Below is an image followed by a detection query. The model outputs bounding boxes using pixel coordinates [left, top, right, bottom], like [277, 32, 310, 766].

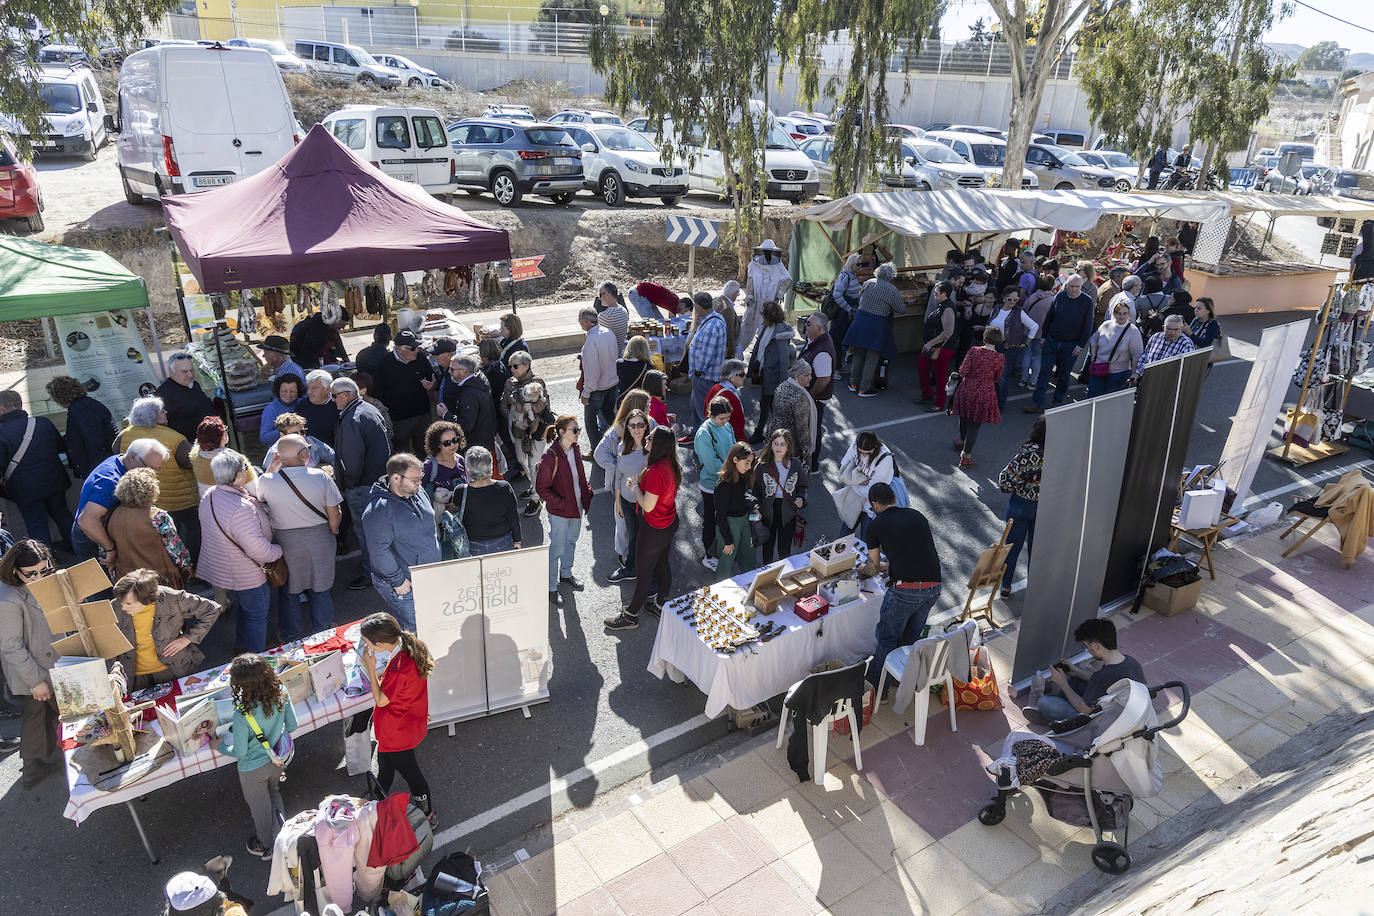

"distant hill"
[1264, 42, 1374, 72]
[1266, 42, 1306, 61]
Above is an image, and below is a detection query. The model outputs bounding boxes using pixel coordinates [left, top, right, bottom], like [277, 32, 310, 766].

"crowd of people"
[0, 226, 1224, 871]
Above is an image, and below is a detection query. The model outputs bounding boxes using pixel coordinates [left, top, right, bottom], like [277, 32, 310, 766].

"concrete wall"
[385, 47, 1190, 145]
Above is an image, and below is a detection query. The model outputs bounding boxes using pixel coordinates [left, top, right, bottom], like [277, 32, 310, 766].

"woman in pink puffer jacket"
[198, 449, 282, 653]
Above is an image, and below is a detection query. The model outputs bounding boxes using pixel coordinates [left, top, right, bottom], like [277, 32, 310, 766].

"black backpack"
[422, 851, 490, 915]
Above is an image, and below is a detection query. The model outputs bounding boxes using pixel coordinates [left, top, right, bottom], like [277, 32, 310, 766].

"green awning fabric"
[0, 235, 150, 321]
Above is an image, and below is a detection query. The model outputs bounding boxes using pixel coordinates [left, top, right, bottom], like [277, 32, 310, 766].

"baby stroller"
[979, 679, 1190, 874]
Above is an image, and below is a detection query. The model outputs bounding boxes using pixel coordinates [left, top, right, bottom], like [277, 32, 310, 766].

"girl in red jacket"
[535, 414, 593, 608]
[360, 612, 436, 824]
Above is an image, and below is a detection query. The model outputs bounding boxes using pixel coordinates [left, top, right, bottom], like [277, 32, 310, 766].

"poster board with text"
[53, 310, 160, 426]
[480, 546, 551, 714]
[413, 555, 488, 726]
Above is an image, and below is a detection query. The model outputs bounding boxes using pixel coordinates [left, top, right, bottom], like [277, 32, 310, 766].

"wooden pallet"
[1268, 439, 1349, 467]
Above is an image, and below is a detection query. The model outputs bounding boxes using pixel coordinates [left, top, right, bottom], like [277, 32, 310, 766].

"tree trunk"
[1002, 66, 1047, 190]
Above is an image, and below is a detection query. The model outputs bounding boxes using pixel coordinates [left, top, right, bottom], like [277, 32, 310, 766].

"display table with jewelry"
[60, 622, 375, 862]
[647, 536, 885, 718]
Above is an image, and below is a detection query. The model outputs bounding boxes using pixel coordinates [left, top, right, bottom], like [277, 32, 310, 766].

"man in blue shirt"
[1026, 274, 1094, 413]
[71, 439, 170, 564]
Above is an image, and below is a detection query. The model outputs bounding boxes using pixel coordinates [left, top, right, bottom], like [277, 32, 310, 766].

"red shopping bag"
[833, 686, 874, 735]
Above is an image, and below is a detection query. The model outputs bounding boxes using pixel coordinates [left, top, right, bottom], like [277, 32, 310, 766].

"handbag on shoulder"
[209, 493, 289, 588]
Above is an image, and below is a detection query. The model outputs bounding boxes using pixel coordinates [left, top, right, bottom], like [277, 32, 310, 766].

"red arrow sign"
[511, 255, 545, 282]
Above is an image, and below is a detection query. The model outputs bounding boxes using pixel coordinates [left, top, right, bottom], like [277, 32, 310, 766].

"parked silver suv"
[446, 118, 583, 207]
[1024, 143, 1116, 190]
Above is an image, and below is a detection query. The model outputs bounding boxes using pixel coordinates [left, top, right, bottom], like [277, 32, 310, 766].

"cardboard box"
[1142, 579, 1201, 616]
[1178, 487, 1224, 530]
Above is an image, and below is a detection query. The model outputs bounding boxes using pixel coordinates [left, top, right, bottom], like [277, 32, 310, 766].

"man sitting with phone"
[1023, 618, 1145, 726]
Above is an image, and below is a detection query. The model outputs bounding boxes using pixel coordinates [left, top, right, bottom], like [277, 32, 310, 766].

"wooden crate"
[778, 566, 820, 596]
[809, 534, 860, 577]
[745, 563, 790, 615]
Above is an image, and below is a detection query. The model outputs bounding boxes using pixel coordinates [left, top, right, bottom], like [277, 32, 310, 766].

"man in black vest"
[798, 313, 835, 474]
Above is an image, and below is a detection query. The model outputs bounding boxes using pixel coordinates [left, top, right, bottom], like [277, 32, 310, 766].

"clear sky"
[940, 0, 1374, 59]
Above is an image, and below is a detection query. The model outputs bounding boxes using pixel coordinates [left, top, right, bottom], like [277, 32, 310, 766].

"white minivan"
[665, 108, 819, 204]
[22, 65, 109, 160]
[110, 44, 299, 202]
[321, 105, 458, 198]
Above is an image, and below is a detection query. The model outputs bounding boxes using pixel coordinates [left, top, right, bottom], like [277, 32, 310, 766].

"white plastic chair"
[775, 657, 871, 785]
[874, 636, 958, 746]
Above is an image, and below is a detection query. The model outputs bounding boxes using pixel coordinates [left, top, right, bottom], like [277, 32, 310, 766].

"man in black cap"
[430, 337, 459, 411]
[257, 335, 306, 384]
[372, 329, 435, 457]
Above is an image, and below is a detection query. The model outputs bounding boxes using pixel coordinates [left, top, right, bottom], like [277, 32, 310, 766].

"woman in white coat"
[834, 430, 899, 539]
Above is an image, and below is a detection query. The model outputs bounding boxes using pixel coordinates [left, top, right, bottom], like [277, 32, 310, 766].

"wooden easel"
[87, 666, 157, 763]
[1270, 282, 1373, 467]
[954, 521, 1013, 632]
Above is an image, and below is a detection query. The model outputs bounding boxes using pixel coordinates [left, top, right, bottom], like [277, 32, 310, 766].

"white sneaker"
[702, 556, 719, 572]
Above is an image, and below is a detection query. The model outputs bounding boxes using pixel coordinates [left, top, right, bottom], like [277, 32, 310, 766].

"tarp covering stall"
[162, 125, 512, 294]
[0, 235, 151, 319]
[1158, 191, 1374, 219]
[788, 189, 1231, 288]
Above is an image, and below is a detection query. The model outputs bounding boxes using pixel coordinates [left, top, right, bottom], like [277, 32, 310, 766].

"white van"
[110, 44, 299, 202]
[665, 107, 819, 204]
[321, 105, 458, 198]
[25, 65, 109, 160]
[292, 40, 401, 87]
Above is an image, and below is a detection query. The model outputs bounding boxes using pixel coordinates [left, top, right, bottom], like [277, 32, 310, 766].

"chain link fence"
[157, 8, 1077, 80]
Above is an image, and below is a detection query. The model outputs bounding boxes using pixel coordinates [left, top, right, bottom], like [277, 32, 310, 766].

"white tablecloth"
[63, 626, 374, 825]
[647, 552, 884, 718]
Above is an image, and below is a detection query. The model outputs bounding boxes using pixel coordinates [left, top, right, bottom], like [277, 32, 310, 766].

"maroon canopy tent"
[162, 124, 511, 293]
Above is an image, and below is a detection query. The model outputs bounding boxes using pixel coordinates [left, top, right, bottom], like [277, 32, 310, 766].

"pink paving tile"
[669, 820, 775, 899]
[557, 886, 626, 916]
[606, 854, 705, 916]
[862, 723, 1005, 841]
[1238, 565, 1363, 614]
[1113, 609, 1272, 692]
[708, 862, 818, 916]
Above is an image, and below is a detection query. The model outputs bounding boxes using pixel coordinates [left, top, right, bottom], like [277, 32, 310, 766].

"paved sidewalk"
[474, 510, 1374, 915]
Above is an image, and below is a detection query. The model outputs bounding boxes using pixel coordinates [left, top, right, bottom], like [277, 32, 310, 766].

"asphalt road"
[2, 309, 1368, 911]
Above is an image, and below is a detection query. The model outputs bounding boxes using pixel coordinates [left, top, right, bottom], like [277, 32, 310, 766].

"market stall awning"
[982, 189, 1231, 229]
[162, 125, 512, 293]
[795, 189, 1231, 239]
[0, 235, 150, 320]
[795, 190, 1052, 237]
[1157, 191, 1374, 220]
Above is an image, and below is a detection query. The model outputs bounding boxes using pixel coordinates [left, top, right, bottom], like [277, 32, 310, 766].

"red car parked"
[0, 136, 45, 232]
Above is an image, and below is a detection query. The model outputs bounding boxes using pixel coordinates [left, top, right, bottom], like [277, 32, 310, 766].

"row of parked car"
[1250, 142, 1374, 197]
[23, 39, 1332, 232]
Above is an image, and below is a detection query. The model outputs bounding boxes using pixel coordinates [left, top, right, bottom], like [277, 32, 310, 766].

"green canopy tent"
[0, 235, 153, 321]
[0, 235, 164, 415]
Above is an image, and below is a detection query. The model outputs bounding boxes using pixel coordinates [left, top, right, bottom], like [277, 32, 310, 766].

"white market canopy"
[794, 188, 1231, 239]
[1157, 190, 1374, 220]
